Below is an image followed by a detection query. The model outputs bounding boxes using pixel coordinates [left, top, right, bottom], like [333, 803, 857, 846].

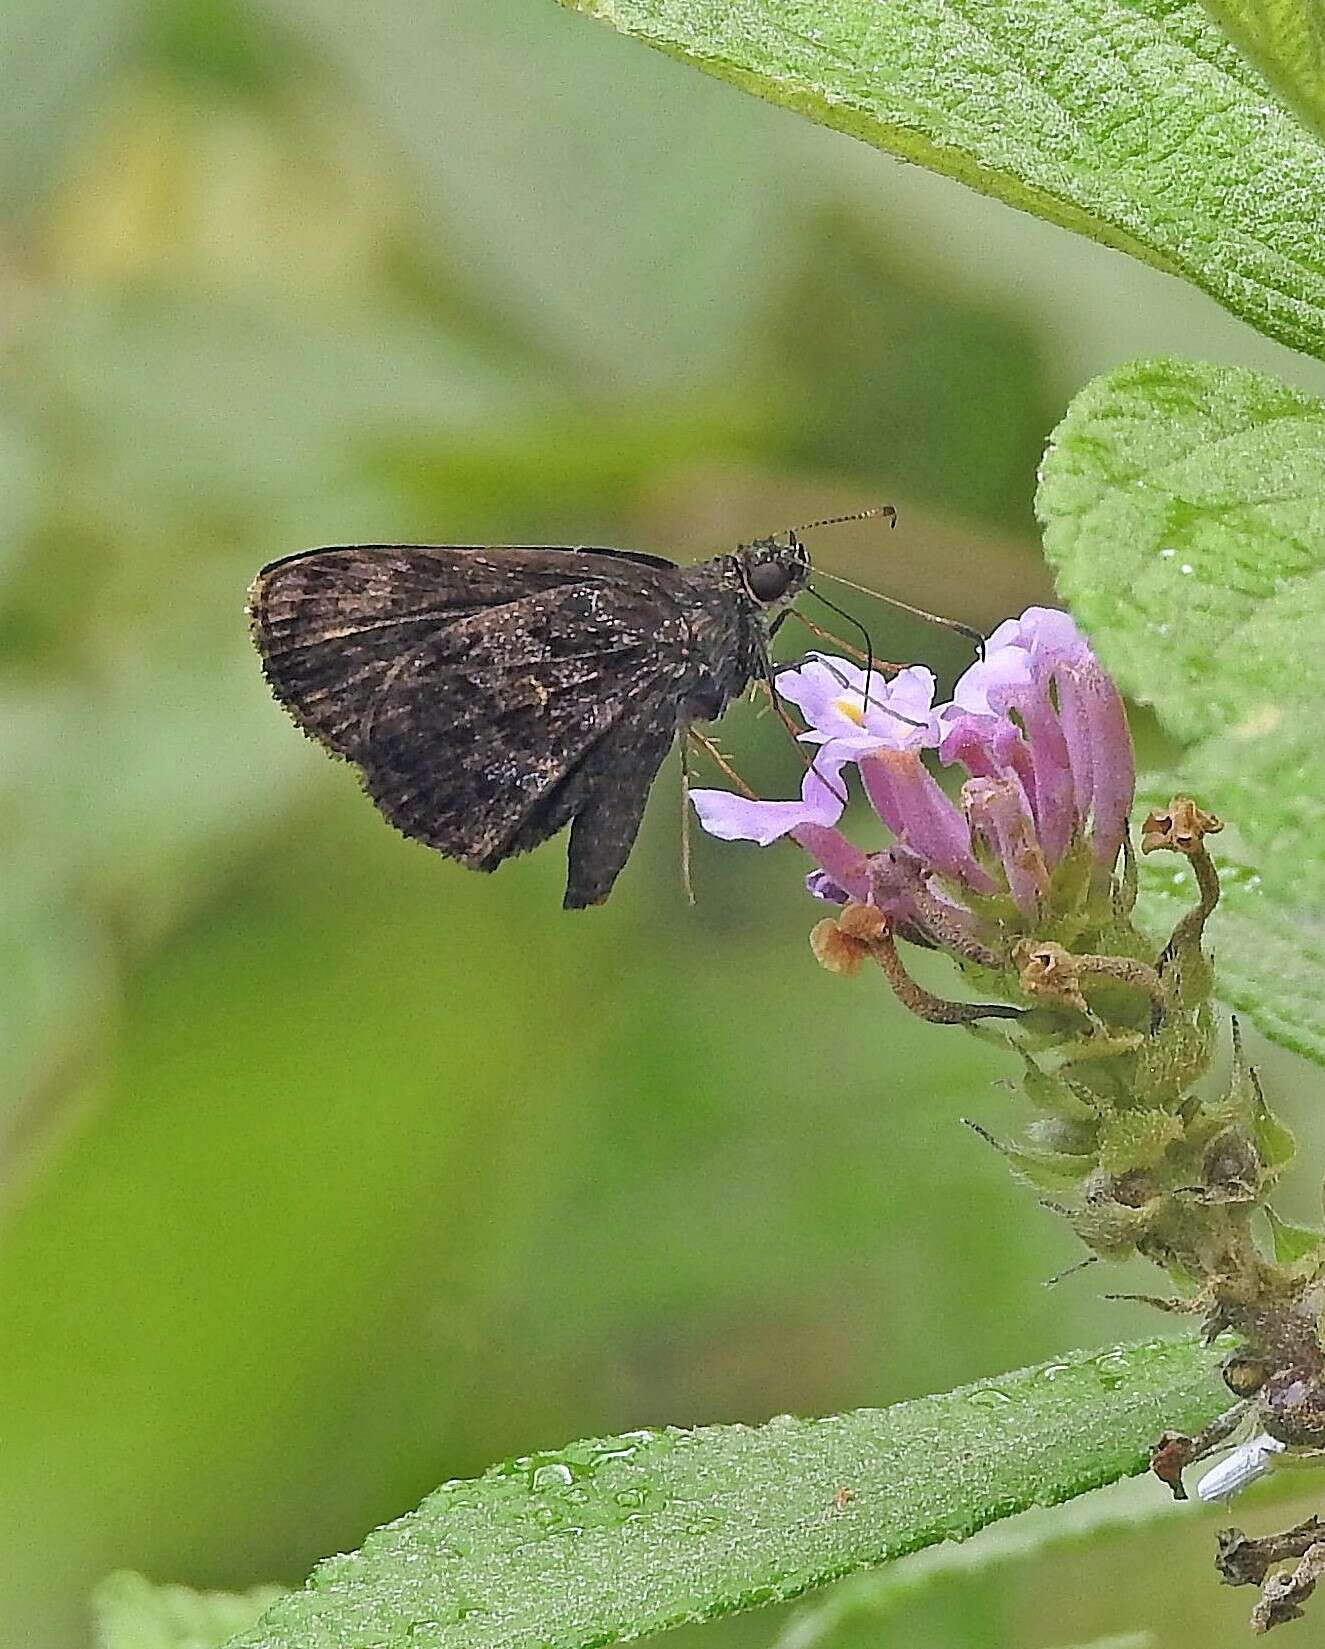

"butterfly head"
[736, 532, 811, 612]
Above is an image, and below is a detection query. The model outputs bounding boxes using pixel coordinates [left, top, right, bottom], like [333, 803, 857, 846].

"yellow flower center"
[834, 696, 866, 726]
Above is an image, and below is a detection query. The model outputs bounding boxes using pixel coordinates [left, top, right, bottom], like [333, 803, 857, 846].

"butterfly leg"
[686, 727, 758, 798]
[679, 738, 696, 907]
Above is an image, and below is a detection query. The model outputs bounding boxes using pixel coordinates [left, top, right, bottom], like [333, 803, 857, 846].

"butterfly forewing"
[249, 543, 702, 905]
[251, 546, 648, 758]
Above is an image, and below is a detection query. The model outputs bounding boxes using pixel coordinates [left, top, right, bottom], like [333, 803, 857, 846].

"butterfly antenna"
[804, 585, 876, 704]
[788, 504, 898, 534]
[811, 567, 986, 653]
[788, 505, 984, 655]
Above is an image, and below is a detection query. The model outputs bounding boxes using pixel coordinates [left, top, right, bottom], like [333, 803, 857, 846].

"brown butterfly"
[248, 534, 823, 907]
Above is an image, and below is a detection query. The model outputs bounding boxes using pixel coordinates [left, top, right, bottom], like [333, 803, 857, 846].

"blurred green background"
[6, 3, 1325, 1646]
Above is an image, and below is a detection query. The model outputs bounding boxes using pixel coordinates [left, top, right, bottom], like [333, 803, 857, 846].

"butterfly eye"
[748, 560, 793, 603]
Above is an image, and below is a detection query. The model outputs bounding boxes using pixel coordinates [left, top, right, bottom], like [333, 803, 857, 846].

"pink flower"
[692, 609, 1135, 934]
[688, 661, 938, 847]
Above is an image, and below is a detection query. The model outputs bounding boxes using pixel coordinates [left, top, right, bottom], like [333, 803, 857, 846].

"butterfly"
[248, 532, 832, 908]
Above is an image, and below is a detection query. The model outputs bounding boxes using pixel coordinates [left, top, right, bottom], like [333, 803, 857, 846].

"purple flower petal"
[1060, 660, 1134, 868]
[936, 709, 1029, 785]
[689, 791, 826, 845]
[779, 657, 938, 751]
[1016, 606, 1091, 664]
[794, 824, 873, 902]
[775, 657, 867, 737]
[940, 607, 1130, 876]
[981, 605, 1090, 668]
[858, 747, 997, 893]
[963, 776, 1049, 916]
[1011, 677, 1075, 866]
[805, 868, 849, 904]
[689, 746, 853, 846]
[949, 644, 1034, 717]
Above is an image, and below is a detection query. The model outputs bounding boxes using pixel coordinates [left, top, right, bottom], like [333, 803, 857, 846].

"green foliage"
[221, 1340, 1223, 1649]
[6, 3, 1324, 1646]
[1037, 360, 1325, 749]
[769, 1482, 1172, 1649]
[1264, 1205, 1325, 1265]
[555, 0, 1325, 363]
[1053, 1636, 1154, 1649]
[1037, 358, 1325, 1064]
[1200, 0, 1325, 141]
[93, 1572, 284, 1649]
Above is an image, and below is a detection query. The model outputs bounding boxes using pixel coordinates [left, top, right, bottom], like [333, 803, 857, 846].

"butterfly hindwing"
[560, 688, 679, 907]
[358, 577, 688, 874]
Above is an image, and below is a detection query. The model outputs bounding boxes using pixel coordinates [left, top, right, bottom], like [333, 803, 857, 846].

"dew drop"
[531, 1461, 576, 1491]
[1091, 1349, 1129, 1389]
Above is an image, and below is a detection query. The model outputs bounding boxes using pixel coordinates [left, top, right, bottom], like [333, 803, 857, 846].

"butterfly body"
[248, 538, 809, 906]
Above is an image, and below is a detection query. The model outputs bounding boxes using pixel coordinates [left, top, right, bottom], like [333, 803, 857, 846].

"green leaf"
[223, 1338, 1223, 1649]
[93, 1572, 285, 1649]
[1264, 1205, 1325, 1265]
[770, 1479, 1172, 1649]
[1038, 358, 1325, 751]
[1038, 358, 1325, 1063]
[1200, 0, 1325, 142]
[555, 0, 1325, 364]
[1137, 842, 1325, 1064]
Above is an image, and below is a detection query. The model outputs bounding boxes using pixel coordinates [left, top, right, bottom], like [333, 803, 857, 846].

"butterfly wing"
[249, 544, 650, 761]
[249, 545, 694, 905]
[560, 689, 680, 908]
[361, 581, 689, 905]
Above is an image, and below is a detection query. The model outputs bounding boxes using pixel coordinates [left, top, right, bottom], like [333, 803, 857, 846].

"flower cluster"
[692, 606, 1135, 962]
[694, 607, 1325, 1634]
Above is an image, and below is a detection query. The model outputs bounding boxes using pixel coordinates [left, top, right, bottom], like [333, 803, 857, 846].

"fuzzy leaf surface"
[223, 1338, 1222, 1649]
[556, 0, 1325, 363]
[1039, 358, 1325, 1062]
[770, 1479, 1173, 1649]
[1200, 0, 1325, 141]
